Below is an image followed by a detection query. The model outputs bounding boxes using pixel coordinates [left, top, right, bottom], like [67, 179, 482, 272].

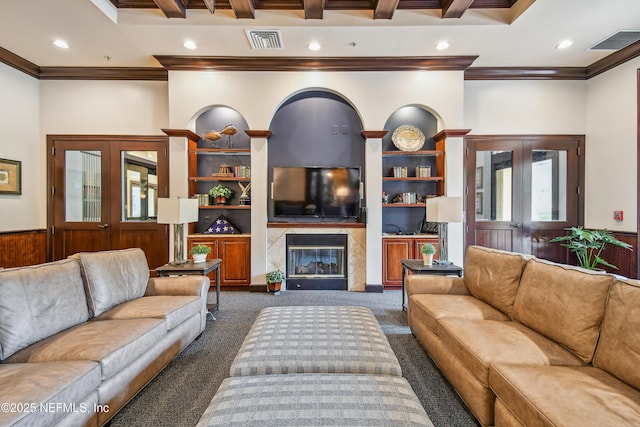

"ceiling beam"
[229, 0, 255, 18]
[441, 0, 473, 18]
[153, 0, 188, 18]
[374, 0, 400, 19]
[304, 0, 325, 19]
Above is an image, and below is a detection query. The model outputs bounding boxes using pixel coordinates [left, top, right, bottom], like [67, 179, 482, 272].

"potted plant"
[550, 226, 632, 270]
[209, 185, 232, 205]
[266, 269, 285, 294]
[189, 244, 211, 263]
[421, 243, 436, 266]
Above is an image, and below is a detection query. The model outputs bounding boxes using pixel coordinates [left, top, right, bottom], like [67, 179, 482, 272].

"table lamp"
[426, 196, 463, 265]
[157, 197, 199, 265]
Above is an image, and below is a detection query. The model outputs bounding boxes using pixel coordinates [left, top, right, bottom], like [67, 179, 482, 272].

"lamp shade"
[157, 198, 199, 224]
[426, 196, 463, 223]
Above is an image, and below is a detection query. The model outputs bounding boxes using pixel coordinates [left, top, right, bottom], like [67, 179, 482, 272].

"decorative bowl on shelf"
[391, 125, 425, 152]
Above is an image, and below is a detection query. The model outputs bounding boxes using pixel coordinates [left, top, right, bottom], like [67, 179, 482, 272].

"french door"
[465, 135, 584, 263]
[48, 135, 170, 269]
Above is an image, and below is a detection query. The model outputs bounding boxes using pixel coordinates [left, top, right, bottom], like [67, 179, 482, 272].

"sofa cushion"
[0, 259, 89, 360]
[95, 295, 201, 330]
[593, 278, 640, 390]
[490, 364, 640, 427]
[437, 319, 584, 387]
[463, 246, 528, 317]
[409, 294, 509, 334]
[197, 374, 433, 426]
[5, 318, 166, 380]
[0, 361, 100, 427]
[77, 248, 150, 317]
[512, 258, 614, 363]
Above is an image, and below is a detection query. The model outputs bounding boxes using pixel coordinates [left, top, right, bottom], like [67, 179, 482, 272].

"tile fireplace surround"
[267, 226, 366, 291]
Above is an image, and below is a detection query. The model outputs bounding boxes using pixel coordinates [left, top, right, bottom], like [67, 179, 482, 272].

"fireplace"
[286, 234, 348, 290]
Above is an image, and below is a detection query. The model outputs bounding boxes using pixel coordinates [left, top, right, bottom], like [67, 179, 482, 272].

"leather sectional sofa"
[407, 245, 640, 426]
[0, 248, 209, 427]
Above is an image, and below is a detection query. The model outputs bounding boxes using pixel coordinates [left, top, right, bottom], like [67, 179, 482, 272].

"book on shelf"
[234, 165, 251, 178]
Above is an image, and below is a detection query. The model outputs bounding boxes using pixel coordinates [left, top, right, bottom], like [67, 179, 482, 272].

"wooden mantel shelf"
[267, 222, 365, 228]
[162, 128, 200, 141]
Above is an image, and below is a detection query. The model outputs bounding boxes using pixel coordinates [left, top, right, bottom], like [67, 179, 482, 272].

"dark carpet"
[110, 290, 478, 427]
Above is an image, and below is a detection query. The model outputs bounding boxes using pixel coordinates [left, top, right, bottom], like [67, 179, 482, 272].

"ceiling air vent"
[245, 29, 283, 50]
[590, 30, 640, 50]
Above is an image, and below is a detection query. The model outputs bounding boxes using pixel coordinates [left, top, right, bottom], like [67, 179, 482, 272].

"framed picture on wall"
[0, 158, 21, 195]
[475, 192, 483, 214]
[476, 166, 483, 188]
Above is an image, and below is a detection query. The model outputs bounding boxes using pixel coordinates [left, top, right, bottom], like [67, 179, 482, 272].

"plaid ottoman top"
[197, 373, 433, 427]
[230, 306, 402, 377]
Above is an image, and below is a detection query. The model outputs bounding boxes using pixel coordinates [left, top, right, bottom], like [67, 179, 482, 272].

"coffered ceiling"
[0, 0, 639, 78]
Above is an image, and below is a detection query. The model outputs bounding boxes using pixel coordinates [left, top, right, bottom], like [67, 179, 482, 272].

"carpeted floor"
[110, 289, 478, 427]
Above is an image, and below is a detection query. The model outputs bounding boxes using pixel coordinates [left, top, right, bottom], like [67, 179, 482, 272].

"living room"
[1, 0, 640, 426]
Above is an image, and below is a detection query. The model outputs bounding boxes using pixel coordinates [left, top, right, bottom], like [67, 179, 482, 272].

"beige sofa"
[407, 245, 640, 426]
[0, 248, 209, 427]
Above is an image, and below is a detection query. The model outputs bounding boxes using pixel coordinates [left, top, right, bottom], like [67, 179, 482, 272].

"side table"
[156, 259, 222, 318]
[401, 259, 463, 311]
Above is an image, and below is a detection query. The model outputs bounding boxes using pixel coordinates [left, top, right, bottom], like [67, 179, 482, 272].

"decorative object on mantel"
[204, 215, 240, 234]
[0, 158, 21, 195]
[549, 226, 632, 270]
[202, 130, 222, 147]
[220, 124, 238, 149]
[391, 125, 425, 152]
[209, 185, 232, 205]
[238, 182, 251, 205]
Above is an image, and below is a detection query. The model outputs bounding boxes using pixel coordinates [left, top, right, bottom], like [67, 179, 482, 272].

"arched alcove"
[267, 90, 365, 222]
[382, 105, 440, 234]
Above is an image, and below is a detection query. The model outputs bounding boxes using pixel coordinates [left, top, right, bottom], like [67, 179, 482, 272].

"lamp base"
[434, 259, 453, 266]
[169, 259, 188, 266]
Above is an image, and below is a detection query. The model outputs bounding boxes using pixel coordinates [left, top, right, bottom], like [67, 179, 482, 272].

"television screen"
[273, 167, 361, 218]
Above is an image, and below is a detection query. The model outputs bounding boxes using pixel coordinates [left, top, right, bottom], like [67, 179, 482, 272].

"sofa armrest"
[145, 276, 209, 298]
[406, 275, 469, 296]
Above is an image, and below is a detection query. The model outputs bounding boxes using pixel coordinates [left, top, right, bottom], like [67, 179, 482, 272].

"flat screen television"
[273, 166, 361, 218]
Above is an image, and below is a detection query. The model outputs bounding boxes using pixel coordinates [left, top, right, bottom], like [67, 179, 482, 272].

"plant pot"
[214, 196, 227, 205]
[423, 253, 433, 266]
[268, 282, 282, 293]
[192, 253, 207, 263]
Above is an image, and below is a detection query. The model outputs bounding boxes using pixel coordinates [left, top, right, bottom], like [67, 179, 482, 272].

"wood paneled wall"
[601, 232, 637, 279]
[0, 230, 47, 268]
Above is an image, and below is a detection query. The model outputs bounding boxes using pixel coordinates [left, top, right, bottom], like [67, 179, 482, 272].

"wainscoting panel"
[0, 230, 47, 268]
[603, 232, 637, 279]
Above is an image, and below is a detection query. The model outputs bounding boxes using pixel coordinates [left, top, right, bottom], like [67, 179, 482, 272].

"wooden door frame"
[637, 68, 640, 279]
[46, 134, 169, 262]
[464, 135, 585, 256]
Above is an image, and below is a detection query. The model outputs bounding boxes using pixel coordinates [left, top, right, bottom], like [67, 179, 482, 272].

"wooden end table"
[156, 259, 222, 318]
[401, 259, 463, 311]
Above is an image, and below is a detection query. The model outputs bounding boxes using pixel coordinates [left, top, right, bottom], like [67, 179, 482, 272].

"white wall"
[585, 58, 640, 232]
[167, 70, 466, 285]
[0, 64, 41, 232]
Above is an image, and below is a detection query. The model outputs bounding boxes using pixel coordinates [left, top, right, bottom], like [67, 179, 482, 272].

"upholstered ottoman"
[197, 373, 433, 426]
[230, 306, 402, 377]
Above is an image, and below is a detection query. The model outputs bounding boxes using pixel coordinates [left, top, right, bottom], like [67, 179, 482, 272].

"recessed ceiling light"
[436, 41, 450, 51]
[308, 41, 321, 51]
[183, 40, 197, 50]
[556, 40, 573, 49]
[53, 39, 69, 49]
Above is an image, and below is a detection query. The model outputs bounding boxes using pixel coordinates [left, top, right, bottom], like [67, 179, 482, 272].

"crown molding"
[153, 55, 479, 72]
[587, 40, 640, 79]
[39, 67, 168, 81]
[0, 47, 40, 79]
[464, 67, 587, 80]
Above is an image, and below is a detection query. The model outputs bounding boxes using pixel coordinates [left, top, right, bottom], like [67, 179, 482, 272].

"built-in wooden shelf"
[199, 205, 251, 210]
[189, 148, 251, 155]
[383, 203, 427, 208]
[382, 150, 443, 156]
[382, 177, 443, 182]
[190, 177, 251, 182]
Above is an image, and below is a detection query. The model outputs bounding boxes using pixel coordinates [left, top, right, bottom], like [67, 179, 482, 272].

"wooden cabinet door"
[187, 237, 219, 285]
[219, 237, 251, 287]
[413, 237, 440, 260]
[382, 238, 411, 288]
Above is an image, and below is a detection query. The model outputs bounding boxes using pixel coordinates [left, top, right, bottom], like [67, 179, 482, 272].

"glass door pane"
[65, 150, 101, 222]
[531, 150, 567, 221]
[475, 150, 513, 222]
[122, 151, 158, 221]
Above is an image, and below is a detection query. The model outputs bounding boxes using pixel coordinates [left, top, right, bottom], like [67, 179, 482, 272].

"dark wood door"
[48, 136, 170, 269]
[465, 135, 583, 263]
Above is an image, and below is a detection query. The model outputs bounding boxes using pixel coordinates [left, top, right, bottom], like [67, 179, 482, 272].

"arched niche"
[382, 105, 440, 234]
[194, 105, 250, 149]
[267, 89, 365, 222]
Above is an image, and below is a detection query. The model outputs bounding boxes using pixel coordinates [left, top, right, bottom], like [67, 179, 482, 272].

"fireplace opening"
[286, 234, 348, 290]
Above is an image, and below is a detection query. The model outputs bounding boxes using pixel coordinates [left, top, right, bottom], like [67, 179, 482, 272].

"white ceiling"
[0, 0, 639, 69]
